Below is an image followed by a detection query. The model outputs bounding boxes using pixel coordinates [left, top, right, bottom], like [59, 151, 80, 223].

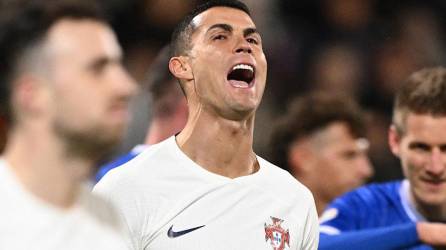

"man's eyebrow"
[244, 27, 259, 37]
[87, 55, 120, 70]
[205, 24, 260, 39]
[206, 23, 233, 33]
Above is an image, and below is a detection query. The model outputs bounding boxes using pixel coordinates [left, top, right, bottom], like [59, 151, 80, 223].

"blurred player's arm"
[319, 222, 446, 249]
[319, 223, 422, 250]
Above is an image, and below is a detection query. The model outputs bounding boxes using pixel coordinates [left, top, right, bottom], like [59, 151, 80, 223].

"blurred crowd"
[2, 0, 445, 183]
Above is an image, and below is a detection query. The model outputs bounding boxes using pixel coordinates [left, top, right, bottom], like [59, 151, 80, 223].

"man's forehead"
[191, 6, 254, 29]
[46, 19, 121, 59]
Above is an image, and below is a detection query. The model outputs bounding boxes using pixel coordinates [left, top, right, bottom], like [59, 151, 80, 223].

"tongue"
[228, 79, 250, 88]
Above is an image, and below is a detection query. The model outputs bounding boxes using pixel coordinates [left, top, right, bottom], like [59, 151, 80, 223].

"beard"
[53, 119, 124, 168]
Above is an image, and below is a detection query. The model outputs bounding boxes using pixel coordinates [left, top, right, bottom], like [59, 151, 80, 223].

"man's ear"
[12, 75, 49, 119]
[388, 125, 401, 157]
[169, 56, 193, 81]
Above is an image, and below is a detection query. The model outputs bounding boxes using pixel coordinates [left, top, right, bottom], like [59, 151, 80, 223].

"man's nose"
[114, 66, 138, 98]
[426, 147, 445, 176]
[357, 155, 374, 179]
[234, 37, 252, 54]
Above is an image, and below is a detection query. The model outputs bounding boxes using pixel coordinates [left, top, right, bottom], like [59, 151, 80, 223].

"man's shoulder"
[258, 156, 298, 183]
[257, 156, 314, 201]
[95, 147, 145, 182]
[93, 137, 177, 195]
[103, 138, 171, 174]
[80, 187, 124, 230]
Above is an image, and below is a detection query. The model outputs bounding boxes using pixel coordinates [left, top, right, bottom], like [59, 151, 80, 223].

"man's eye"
[409, 143, 430, 152]
[213, 35, 226, 40]
[89, 58, 109, 75]
[341, 150, 359, 160]
[247, 38, 258, 44]
[91, 64, 106, 74]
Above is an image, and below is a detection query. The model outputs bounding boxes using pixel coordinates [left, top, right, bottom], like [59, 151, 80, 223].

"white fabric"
[0, 159, 127, 250]
[94, 136, 319, 250]
[399, 179, 426, 222]
[131, 144, 150, 154]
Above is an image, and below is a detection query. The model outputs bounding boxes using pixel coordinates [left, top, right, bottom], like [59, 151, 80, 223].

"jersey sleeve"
[318, 189, 425, 250]
[319, 223, 423, 250]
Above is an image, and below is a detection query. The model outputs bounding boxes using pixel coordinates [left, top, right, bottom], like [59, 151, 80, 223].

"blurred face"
[389, 114, 446, 207]
[308, 122, 373, 200]
[44, 19, 137, 160]
[186, 7, 267, 120]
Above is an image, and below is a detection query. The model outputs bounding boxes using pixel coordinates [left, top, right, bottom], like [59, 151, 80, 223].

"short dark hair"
[0, 0, 105, 123]
[145, 46, 184, 118]
[393, 67, 446, 135]
[170, 0, 250, 57]
[269, 92, 366, 172]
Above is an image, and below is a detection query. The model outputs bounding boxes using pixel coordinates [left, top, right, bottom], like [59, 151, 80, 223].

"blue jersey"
[319, 180, 432, 250]
[95, 145, 148, 182]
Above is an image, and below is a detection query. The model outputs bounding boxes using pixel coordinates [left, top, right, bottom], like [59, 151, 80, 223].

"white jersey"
[94, 136, 319, 250]
[0, 159, 127, 250]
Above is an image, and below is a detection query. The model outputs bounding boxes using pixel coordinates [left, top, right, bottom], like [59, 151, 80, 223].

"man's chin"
[73, 135, 119, 162]
[57, 127, 122, 162]
[415, 190, 446, 207]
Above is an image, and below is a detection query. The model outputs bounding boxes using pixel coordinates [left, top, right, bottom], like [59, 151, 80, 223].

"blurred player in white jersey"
[0, 0, 136, 249]
[94, 0, 319, 249]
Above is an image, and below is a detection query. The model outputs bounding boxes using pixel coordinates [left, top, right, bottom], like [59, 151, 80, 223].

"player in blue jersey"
[95, 47, 188, 182]
[319, 67, 446, 250]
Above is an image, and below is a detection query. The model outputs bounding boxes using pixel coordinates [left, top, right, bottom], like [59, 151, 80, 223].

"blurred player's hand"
[417, 222, 446, 247]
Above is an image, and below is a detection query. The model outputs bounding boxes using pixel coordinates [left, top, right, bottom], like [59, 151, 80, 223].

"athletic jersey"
[319, 180, 432, 250]
[95, 144, 149, 182]
[93, 136, 319, 250]
[0, 159, 127, 250]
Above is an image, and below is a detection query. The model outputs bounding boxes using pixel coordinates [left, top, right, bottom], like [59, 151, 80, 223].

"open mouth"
[227, 64, 255, 88]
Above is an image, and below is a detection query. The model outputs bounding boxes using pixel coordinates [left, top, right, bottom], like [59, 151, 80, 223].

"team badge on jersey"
[264, 216, 290, 250]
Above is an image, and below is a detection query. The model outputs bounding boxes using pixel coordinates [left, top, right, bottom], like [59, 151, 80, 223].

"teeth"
[232, 64, 253, 72]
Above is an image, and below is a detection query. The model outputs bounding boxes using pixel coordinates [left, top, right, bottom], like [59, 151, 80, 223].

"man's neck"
[415, 200, 446, 223]
[176, 113, 258, 179]
[299, 177, 327, 216]
[4, 128, 90, 209]
[314, 197, 328, 216]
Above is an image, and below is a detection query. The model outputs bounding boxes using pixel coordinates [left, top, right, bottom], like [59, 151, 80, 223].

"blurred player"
[95, 47, 188, 182]
[0, 1, 136, 249]
[94, 0, 319, 249]
[269, 92, 373, 215]
[319, 67, 446, 250]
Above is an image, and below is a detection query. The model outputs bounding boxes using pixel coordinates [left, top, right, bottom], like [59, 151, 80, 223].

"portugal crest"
[264, 216, 290, 250]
